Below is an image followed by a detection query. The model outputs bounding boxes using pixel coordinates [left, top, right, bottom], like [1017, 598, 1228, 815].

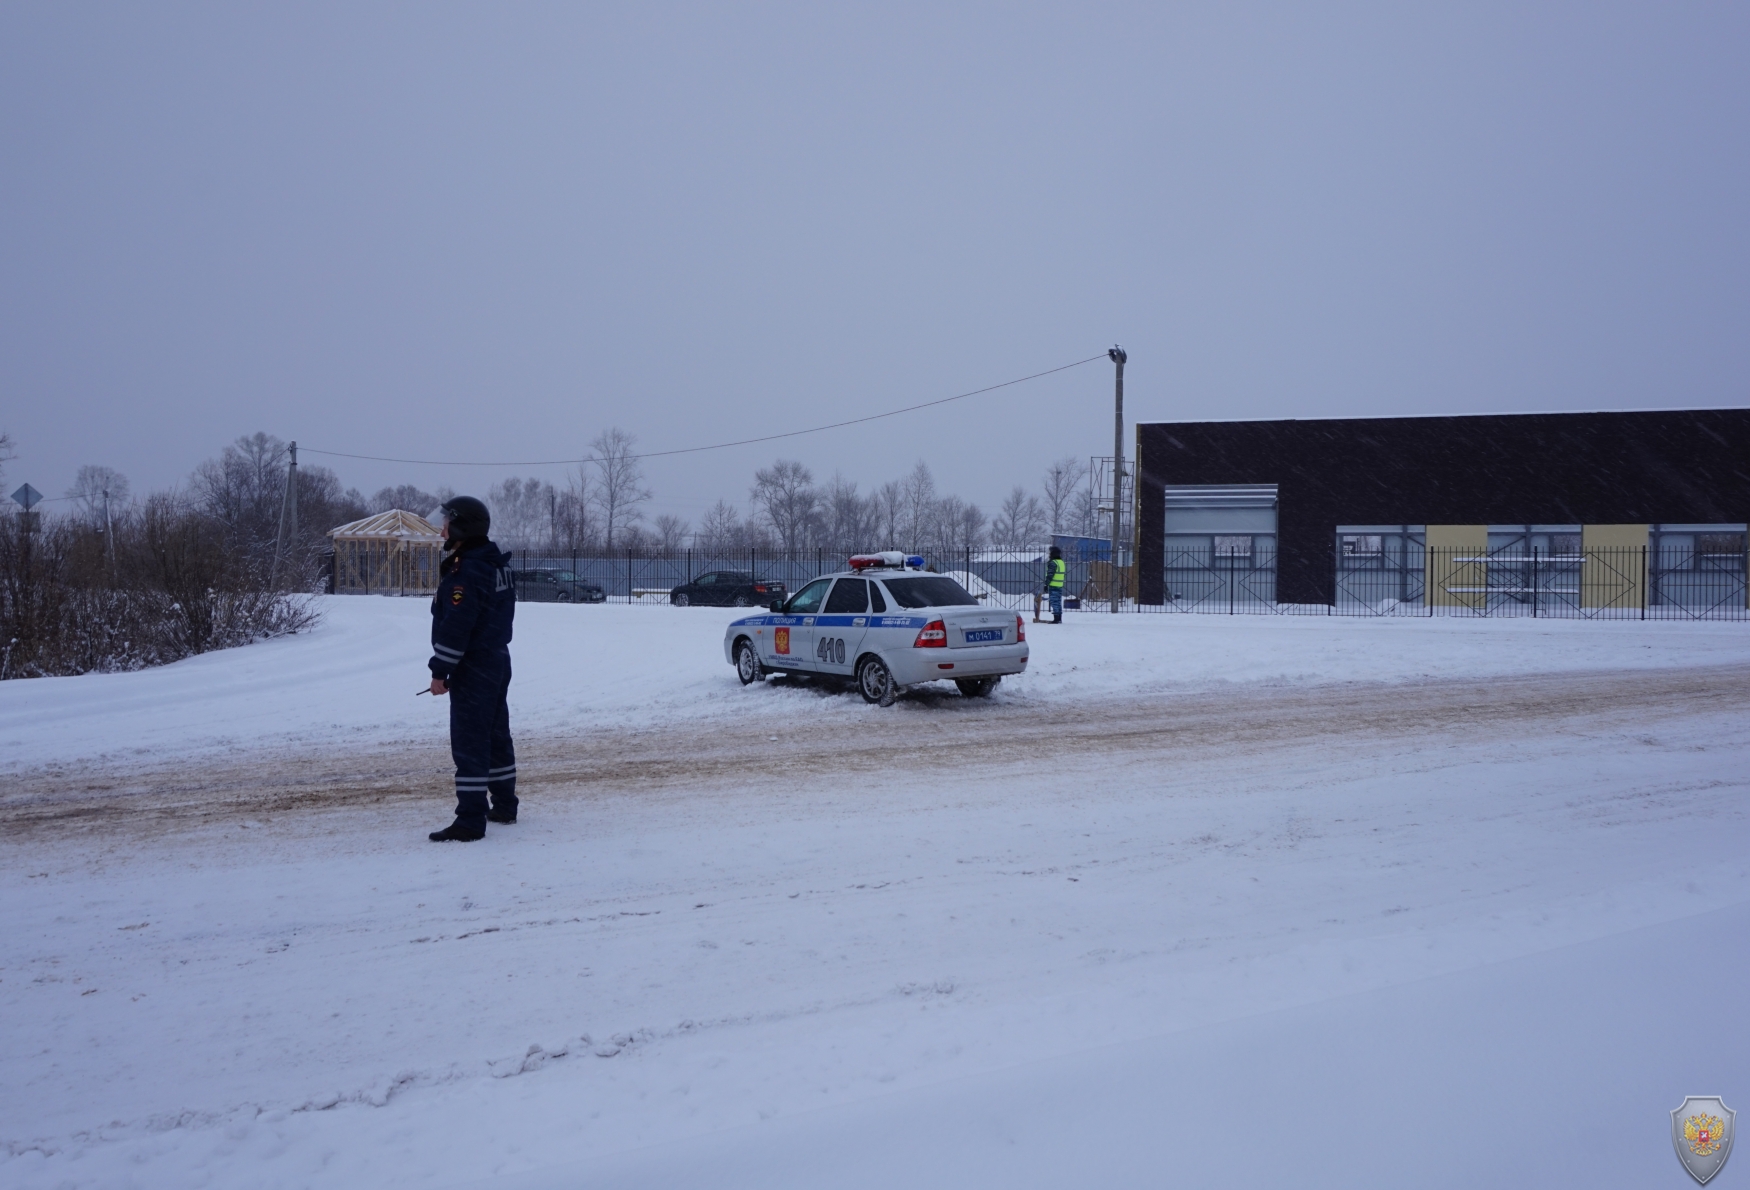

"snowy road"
[3, 606, 1750, 1187]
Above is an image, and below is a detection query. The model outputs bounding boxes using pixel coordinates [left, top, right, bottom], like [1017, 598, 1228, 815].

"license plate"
[964, 628, 1004, 643]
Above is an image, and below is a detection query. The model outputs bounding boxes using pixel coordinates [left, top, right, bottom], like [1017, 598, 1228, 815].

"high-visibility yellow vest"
[1047, 558, 1066, 589]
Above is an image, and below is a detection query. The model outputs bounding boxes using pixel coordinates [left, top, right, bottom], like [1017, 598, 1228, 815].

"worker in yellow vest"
[1043, 545, 1066, 623]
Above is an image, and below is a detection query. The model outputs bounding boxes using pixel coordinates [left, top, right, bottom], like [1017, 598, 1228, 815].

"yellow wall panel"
[1580, 524, 1647, 610]
[1425, 525, 1488, 609]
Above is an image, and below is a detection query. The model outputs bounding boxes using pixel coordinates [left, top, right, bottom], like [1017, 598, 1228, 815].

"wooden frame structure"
[329, 509, 443, 595]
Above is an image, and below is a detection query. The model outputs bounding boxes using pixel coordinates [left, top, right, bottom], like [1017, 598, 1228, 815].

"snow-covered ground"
[7, 596, 1750, 774]
[3, 599, 1750, 1187]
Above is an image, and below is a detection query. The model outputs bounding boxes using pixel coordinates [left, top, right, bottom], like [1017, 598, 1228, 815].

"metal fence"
[1334, 545, 1748, 619]
[479, 544, 1748, 620]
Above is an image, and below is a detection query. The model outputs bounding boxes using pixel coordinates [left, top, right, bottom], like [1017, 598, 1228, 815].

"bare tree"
[550, 467, 597, 554]
[870, 480, 903, 549]
[992, 486, 1046, 548]
[369, 483, 439, 517]
[486, 476, 557, 550]
[653, 513, 691, 550]
[750, 459, 819, 552]
[0, 431, 13, 488]
[819, 473, 877, 554]
[1041, 456, 1083, 535]
[697, 499, 744, 553]
[899, 461, 937, 550]
[1070, 485, 1100, 538]
[66, 465, 131, 526]
[589, 428, 651, 549]
[950, 498, 988, 553]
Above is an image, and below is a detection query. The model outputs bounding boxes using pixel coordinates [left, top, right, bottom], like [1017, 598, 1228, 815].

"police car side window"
[869, 582, 887, 613]
[786, 578, 831, 614]
[824, 578, 868, 614]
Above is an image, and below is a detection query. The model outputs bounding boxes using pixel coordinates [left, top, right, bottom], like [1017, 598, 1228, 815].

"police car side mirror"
[769, 599, 784, 613]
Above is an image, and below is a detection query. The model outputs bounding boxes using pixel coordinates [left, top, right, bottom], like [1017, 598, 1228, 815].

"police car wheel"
[735, 639, 765, 685]
[857, 656, 898, 706]
[672, 593, 690, 607]
[955, 677, 1000, 698]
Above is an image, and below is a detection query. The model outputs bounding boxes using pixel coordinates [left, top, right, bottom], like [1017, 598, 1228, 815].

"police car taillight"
[1016, 614, 1025, 643]
[914, 619, 947, 648]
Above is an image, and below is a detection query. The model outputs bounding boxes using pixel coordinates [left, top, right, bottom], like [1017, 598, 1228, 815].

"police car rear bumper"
[887, 644, 1028, 687]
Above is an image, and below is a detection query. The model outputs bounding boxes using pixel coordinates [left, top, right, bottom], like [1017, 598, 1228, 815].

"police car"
[722, 552, 1028, 705]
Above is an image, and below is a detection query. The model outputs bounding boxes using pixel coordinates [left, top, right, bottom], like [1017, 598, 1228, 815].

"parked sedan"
[669, 571, 787, 608]
[512, 568, 606, 603]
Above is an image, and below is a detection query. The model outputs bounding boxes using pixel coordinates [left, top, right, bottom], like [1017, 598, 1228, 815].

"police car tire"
[955, 677, 1000, 698]
[673, 593, 690, 607]
[735, 639, 765, 685]
[857, 656, 898, 707]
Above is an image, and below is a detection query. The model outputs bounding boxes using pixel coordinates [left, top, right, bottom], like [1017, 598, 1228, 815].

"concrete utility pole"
[1108, 345, 1127, 612]
[271, 441, 298, 589]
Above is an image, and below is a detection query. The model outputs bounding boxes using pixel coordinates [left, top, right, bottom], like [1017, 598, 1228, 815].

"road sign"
[11, 484, 42, 510]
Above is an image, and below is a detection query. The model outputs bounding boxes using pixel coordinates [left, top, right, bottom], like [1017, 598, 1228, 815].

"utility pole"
[1108, 345, 1127, 612]
[271, 440, 298, 590]
[102, 488, 116, 584]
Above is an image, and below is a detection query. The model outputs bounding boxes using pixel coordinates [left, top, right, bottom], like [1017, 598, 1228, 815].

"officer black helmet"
[439, 495, 491, 539]
[1048, 545, 1063, 560]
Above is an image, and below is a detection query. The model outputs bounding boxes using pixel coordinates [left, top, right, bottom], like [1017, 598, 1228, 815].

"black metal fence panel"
[470, 544, 1747, 620]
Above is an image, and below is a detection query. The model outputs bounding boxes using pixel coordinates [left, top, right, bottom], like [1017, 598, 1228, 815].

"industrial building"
[1133, 410, 1750, 614]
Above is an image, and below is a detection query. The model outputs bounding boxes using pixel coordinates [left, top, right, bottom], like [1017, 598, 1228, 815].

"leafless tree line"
[0, 430, 333, 678]
[484, 445, 1106, 559]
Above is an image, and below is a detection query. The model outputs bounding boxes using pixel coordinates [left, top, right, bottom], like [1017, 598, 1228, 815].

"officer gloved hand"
[429, 677, 449, 696]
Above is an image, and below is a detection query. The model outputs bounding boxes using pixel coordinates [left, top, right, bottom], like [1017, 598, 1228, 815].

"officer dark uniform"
[1044, 545, 1066, 623]
[427, 496, 518, 842]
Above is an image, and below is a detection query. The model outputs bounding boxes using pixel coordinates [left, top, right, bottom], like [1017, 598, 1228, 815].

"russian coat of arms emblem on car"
[1672, 1096, 1735, 1184]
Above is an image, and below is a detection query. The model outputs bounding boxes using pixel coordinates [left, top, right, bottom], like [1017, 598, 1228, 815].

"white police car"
[722, 552, 1028, 705]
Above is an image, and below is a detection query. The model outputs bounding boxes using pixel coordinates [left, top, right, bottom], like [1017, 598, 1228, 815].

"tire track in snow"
[6, 663, 1749, 835]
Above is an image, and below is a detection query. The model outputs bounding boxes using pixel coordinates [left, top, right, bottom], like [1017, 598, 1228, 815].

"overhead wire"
[300, 353, 1107, 469]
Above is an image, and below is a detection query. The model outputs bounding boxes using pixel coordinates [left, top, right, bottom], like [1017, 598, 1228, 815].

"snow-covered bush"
[0, 501, 320, 679]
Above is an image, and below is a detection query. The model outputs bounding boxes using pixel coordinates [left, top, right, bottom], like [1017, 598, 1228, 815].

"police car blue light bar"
[848, 551, 921, 571]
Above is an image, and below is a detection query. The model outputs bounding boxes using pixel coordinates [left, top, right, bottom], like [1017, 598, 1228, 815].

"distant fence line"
[330, 545, 1750, 621]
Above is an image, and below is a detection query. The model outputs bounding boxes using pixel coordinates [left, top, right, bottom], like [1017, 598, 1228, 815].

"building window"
[1697, 532, 1745, 570]
[1550, 533, 1581, 558]
[1340, 534, 1382, 558]
[1214, 535, 1254, 559]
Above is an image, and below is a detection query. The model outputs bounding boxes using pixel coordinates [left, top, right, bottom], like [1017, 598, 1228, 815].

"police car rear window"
[824, 578, 868, 614]
[881, 576, 978, 608]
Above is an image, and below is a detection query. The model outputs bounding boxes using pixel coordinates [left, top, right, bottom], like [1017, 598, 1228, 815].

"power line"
[301, 354, 1107, 468]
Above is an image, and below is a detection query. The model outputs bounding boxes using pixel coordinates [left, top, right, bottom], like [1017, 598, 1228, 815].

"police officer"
[426, 496, 518, 842]
[1043, 545, 1066, 623]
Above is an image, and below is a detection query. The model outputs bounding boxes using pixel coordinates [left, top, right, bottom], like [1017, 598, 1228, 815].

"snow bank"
[5, 595, 1750, 773]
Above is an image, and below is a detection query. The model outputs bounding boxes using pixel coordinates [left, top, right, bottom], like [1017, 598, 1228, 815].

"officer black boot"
[429, 818, 486, 842]
[487, 806, 517, 825]
[1053, 614, 1062, 623]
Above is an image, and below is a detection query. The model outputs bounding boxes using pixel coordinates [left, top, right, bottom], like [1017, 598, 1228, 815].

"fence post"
[1641, 546, 1647, 621]
[1532, 546, 1538, 618]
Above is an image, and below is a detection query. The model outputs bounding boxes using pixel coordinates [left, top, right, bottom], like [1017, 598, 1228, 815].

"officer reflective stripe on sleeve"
[432, 643, 464, 662]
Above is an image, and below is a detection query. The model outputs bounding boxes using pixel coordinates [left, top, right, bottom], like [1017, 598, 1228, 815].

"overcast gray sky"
[3, 2, 1747, 522]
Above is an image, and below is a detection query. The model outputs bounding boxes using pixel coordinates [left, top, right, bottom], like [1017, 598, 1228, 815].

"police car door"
[813, 577, 872, 677]
[768, 576, 830, 669]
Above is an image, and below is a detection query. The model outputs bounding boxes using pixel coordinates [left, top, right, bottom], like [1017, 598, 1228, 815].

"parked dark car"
[512, 568, 606, 603]
[669, 571, 787, 608]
